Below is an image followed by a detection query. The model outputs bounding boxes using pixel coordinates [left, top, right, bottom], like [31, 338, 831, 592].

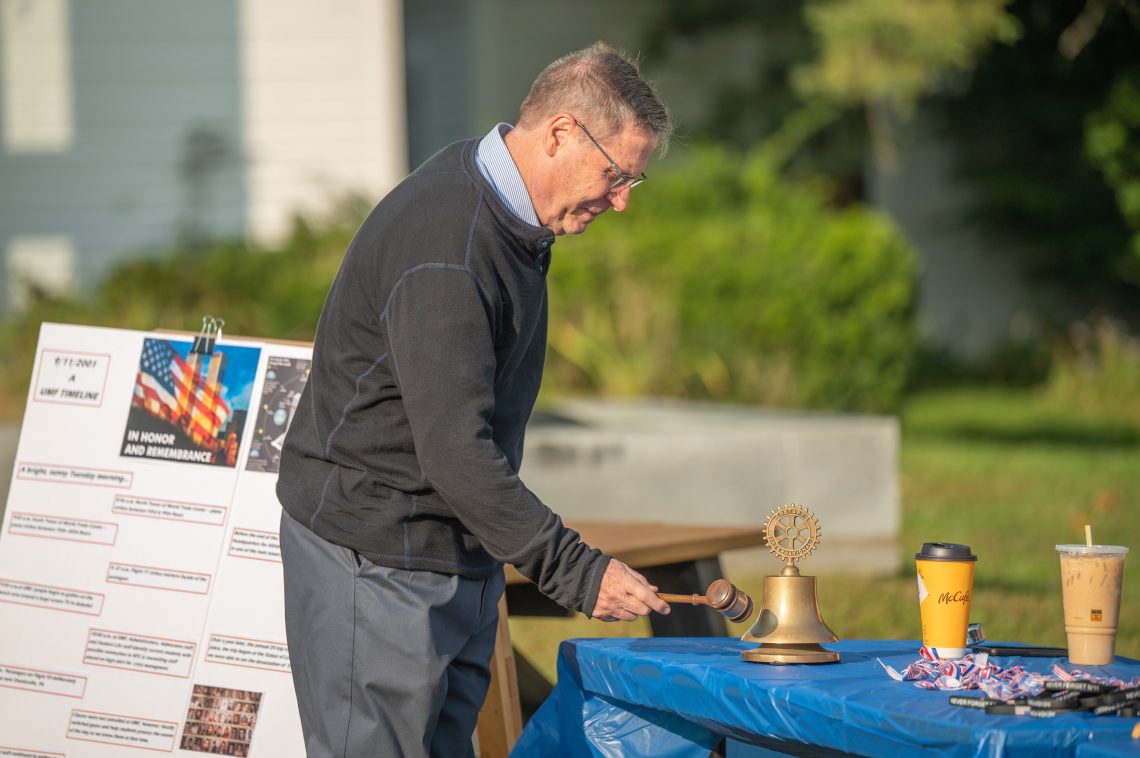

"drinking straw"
[1084, 524, 1093, 548]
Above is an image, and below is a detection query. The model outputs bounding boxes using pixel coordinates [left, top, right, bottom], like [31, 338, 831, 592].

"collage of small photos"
[180, 684, 263, 756]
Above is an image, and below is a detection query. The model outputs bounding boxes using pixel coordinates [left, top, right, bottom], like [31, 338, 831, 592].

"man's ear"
[542, 114, 576, 158]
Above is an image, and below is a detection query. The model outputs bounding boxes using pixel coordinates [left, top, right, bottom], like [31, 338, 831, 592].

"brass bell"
[741, 504, 840, 664]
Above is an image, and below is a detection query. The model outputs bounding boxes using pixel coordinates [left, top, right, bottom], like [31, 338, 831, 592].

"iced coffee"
[1056, 544, 1128, 666]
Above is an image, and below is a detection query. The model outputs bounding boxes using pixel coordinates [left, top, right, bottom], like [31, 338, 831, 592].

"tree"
[1086, 71, 1140, 275]
[643, 0, 1140, 320]
[644, 0, 1020, 173]
[934, 0, 1140, 315]
[791, 0, 1020, 168]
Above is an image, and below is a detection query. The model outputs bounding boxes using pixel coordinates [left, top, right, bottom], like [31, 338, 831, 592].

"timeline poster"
[0, 323, 308, 757]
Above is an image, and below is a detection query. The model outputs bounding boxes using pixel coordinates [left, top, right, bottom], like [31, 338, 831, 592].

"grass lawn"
[508, 387, 1140, 683]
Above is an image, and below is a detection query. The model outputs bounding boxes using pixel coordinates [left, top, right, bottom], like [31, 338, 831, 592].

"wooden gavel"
[658, 579, 754, 623]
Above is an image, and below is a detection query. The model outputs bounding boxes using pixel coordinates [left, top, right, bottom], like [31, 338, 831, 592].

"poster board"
[0, 322, 311, 757]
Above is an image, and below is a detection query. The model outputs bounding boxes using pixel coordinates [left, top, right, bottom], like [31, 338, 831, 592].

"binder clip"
[191, 315, 225, 356]
[185, 315, 234, 464]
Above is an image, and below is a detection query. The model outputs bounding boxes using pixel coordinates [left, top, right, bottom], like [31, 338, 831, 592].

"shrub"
[547, 142, 919, 412]
[1047, 316, 1140, 419]
[0, 199, 368, 421]
[0, 147, 920, 420]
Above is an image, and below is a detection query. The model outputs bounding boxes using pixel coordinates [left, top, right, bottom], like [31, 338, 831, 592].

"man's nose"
[608, 186, 631, 212]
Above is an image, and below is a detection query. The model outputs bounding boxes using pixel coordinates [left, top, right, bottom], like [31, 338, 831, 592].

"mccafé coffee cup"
[915, 542, 977, 659]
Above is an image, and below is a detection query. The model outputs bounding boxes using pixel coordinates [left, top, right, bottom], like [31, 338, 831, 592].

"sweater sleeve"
[384, 265, 610, 615]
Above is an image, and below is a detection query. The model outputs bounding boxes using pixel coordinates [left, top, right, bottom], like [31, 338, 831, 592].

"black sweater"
[277, 140, 610, 615]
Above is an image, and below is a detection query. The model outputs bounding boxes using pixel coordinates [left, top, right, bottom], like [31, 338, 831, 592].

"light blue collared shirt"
[474, 123, 540, 227]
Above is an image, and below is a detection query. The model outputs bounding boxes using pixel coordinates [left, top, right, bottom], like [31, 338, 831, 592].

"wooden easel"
[475, 594, 523, 757]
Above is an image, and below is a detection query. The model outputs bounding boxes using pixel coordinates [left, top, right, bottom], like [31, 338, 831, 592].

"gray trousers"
[279, 511, 504, 758]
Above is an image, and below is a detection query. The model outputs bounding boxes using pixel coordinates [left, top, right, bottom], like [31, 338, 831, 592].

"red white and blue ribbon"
[879, 646, 1140, 700]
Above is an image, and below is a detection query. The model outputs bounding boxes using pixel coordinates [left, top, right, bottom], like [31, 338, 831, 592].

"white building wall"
[867, 114, 1039, 359]
[0, 0, 406, 311]
[238, 0, 406, 243]
[0, 0, 245, 309]
[2, 0, 74, 154]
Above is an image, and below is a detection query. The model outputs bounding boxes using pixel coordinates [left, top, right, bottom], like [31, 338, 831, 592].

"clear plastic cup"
[1056, 544, 1128, 666]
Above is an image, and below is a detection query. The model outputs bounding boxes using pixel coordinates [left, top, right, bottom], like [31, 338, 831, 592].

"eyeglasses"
[575, 119, 647, 192]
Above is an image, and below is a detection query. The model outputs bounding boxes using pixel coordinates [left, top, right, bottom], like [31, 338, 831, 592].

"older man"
[277, 42, 673, 756]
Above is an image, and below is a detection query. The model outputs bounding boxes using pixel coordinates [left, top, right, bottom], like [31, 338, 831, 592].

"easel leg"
[476, 593, 522, 757]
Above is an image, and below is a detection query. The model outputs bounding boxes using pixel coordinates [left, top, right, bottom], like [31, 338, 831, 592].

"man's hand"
[591, 560, 671, 622]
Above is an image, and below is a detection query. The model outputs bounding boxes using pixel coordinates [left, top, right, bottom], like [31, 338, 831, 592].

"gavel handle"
[657, 593, 708, 606]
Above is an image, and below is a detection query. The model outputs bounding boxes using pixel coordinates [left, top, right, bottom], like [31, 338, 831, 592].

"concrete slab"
[523, 399, 900, 575]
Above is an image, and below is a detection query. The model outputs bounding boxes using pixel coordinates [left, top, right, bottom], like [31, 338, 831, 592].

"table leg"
[515, 648, 553, 722]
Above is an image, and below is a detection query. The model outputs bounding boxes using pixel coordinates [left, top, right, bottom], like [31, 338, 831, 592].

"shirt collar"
[474, 123, 541, 228]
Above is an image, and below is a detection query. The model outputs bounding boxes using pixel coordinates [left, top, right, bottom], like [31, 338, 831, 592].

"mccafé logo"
[938, 590, 970, 605]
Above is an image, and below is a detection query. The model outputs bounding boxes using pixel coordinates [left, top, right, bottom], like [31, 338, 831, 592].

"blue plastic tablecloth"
[512, 638, 1140, 757]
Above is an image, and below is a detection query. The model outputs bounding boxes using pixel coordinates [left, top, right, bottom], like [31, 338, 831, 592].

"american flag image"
[132, 339, 194, 422]
[184, 370, 230, 450]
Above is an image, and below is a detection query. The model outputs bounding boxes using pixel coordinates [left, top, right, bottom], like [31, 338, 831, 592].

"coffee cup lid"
[1055, 544, 1129, 556]
[916, 542, 977, 561]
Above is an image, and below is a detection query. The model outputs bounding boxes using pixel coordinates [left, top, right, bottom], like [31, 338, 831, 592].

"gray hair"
[518, 42, 673, 155]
